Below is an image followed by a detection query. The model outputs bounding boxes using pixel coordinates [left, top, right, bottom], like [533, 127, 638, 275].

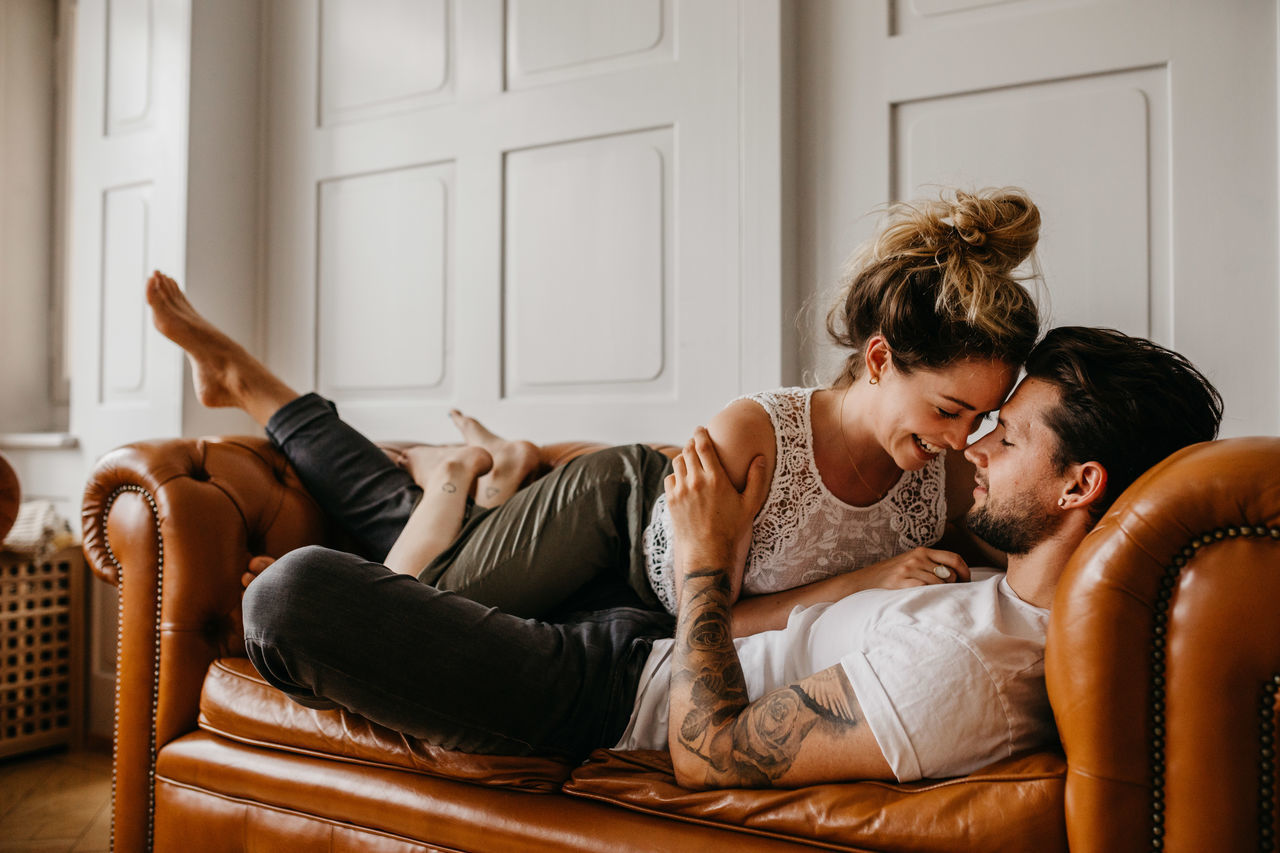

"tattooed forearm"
[670, 569, 864, 788]
[671, 569, 750, 772]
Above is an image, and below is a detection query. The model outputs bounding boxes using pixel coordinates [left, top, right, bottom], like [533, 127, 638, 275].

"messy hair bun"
[827, 187, 1042, 381]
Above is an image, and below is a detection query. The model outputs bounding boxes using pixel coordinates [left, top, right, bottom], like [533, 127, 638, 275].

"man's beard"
[966, 495, 1059, 556]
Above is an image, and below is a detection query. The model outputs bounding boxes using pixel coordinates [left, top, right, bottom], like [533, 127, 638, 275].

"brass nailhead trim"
[1264, 678, 1278, 853]
[1149, 525, 1279, 853]
[100, 485, 164, 853]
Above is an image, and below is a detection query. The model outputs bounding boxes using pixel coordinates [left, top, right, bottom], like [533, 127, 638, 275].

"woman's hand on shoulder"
[705, 398, 777, 493]
[852, 547, 971, 592]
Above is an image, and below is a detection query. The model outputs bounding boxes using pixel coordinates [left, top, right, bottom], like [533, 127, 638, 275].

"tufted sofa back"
[1046, 436, 1280, 852]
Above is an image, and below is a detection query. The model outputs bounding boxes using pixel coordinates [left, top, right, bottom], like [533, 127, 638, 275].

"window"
[0, 0, 69, 435]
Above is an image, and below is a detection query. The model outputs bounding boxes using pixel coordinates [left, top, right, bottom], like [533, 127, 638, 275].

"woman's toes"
[449, 409, 503, 447]
[243, 555, 276, 588]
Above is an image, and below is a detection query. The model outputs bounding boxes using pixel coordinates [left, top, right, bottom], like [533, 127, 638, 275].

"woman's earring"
[869, 376, 879, 385]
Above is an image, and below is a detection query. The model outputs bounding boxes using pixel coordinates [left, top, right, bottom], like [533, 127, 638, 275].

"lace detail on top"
[642, 387, 947, 614]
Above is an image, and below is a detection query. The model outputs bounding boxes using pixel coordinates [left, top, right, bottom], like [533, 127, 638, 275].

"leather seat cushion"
[198, 657, 572, 792]
[564, 748, 1068, 853]
[158, 732, 827, 852]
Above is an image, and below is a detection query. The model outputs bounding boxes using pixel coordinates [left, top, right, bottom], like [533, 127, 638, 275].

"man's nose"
[964, 436, 989, 466]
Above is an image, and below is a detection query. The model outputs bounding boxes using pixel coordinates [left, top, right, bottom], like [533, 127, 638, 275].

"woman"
[148, 187, 1041, 636]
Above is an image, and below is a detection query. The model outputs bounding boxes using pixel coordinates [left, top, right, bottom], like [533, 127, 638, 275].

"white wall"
[258, 0, 782, 446]
[788, 0, 1280, 438]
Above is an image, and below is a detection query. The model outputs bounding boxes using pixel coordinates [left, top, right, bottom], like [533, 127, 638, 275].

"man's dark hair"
[1024, 326, 1224, 518]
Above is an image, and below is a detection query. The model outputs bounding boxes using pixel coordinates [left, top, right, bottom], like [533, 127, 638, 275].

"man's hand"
[665, 427, 769, 601]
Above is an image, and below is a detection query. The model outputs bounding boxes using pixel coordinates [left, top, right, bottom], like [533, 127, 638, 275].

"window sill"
[0, 433, 79, 451]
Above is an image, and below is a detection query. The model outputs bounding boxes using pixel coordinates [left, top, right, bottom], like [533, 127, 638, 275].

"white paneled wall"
[69, 0, 189, 456]
[264, 0, 781, 444]
[793, 0, 1279, 437]
[316, 165, 452, 398]
[319, 0, 451, 125]
[506, 0, 671, 87]
[105, 0, 154, 134]
[98, 184, 153, 403]
[504, 129, 671, 391]
[895, 71, 1162, 336]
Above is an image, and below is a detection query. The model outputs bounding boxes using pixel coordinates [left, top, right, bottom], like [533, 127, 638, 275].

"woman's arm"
[383, 451, 486, 576]
[696, 399, 777, 601]
[704, 399, 777, 491]
[730, 545, 971, 637]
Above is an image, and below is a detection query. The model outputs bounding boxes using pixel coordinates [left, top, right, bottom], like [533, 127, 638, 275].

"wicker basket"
[0, 546, 85, 758]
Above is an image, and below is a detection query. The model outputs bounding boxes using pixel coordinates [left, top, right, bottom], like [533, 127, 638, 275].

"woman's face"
[870, 351, 1018, 471]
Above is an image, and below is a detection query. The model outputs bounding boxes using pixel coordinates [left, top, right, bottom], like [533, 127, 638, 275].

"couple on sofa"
[146, 186, 1222, 790]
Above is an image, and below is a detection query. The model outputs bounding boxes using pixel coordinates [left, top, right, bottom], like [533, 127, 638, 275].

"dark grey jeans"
[242, 548, 671, 757]
[244, 393, 675, 755]
[264, 393, 673, 616]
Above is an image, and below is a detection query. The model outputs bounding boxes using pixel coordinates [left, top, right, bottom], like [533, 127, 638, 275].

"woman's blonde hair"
[826, 187, 1043, 383]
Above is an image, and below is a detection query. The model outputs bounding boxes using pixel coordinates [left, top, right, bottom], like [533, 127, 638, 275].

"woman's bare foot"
[424, 445, 494, 498]
[242, 555, 276, 589]
[146, 271, 297, 425]
[384, 445, 493, 574]
[401, 445, 460, 486]
[146, 271, 248, 407]
[448, 410, 541, 507]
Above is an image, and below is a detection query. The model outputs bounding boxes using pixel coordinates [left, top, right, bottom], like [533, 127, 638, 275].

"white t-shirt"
[613, 572, 1055, 782]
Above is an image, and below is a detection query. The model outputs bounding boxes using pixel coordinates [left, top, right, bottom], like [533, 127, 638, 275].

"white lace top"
[642, 387, 948, 614]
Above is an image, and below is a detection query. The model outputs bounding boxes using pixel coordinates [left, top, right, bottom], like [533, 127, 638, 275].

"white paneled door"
[826, 0, 1276, 437]
[264, 0, 781, 444]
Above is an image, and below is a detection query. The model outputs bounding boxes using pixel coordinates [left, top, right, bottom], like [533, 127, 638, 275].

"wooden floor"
[0, 748, 111, 853]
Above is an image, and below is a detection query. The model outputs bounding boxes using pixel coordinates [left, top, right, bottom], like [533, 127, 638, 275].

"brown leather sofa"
[81, 434, 1280, 852]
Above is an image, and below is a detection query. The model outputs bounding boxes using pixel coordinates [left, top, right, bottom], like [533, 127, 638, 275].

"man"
[244, 326, 1222, 787]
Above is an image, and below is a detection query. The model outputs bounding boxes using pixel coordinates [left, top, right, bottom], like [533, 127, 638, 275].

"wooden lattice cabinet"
[0, 547, 86, 758]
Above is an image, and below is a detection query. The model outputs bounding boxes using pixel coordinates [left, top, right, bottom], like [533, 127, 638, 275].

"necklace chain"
[839, 385, 895, 502]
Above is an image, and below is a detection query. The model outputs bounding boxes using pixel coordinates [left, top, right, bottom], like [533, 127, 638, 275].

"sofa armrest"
[81, 435, 334, 853]
[1046, 436, 1280, 852]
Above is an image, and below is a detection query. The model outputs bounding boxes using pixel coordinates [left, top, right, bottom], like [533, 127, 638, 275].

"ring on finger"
[932, 565, 951, 580]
